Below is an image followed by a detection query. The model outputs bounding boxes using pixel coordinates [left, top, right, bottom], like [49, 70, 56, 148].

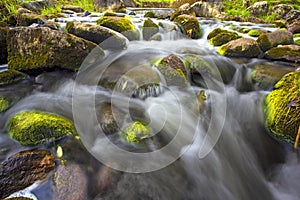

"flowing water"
[1, 11, 300, 200]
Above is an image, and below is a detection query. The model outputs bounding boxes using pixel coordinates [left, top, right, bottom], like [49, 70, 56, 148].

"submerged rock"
[121, 121, 152, 143]
[209, 31, 241, 46]
[7, 27, 103, 74]
[0, 96, 10, 112]
[142, 18, 159, 41]
[0, 150, 55, 199]
[0, 26, 8, 64]
[8, 111, 76, 146]
[251, 63, 294, 90]
[217, 38, 262, 58]
[173, 14, 202, 39]
[96, 16, 139, 41]
[0, 70, 28, 86]
[264, 72, 300, 147]
[264, 44, 300, 63]
[66, 21, 128, 50]
[257, 30, 294, 51]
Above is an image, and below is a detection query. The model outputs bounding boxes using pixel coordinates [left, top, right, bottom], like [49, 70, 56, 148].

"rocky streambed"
[0, 2, 300, 200]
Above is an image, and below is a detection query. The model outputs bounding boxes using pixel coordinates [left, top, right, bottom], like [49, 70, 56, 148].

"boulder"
[18, 13, 43, 26]
[0, 96, 10, 112]
[61, 5, 84, 13]
[22, 0, 54, 14]
[170, 3, 193, 21]
[207, 28, 229, 39]
[264, 44, 300, 63]
[0, 69, 28, 86]
[8, 111, 76, 146]
[144, 11, 156, 18]
[96, 16, 139, 41]
[0, 150, 55, 199]
[190, 1, 222, 17]
[272, 4, 293, 19]
[284, 9, 300, 24]
[7, 27, 103, 74]
[264, 72, 300, 147]
[66, 21, 128, 50]
[257, 30, 294, 51]
[0, 26, 8, 64]
[250, 63, 294, 90]
[142, 18, 159, 41]
[209, 31, 241, 46]
[287, 22, 300, 34]
[247, 1, 268, 17]
[173, 14, 202, 39]
[217, 38, 262, 58]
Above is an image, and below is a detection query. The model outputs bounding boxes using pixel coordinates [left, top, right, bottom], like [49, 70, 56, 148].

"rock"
[5, 197, 34, 200]
[0, 96, 10, 112]
[257, 30, 294, 51]
[61, 5, 84, 13]
[96, 16, 139, 41]
[190, 1, 222, 17]
[264, 72, 300, 146]
[272, 4, 293, 19]
[284, 9, 300, 24]
[246, 16, 267, 24]
[144, 11, 155, 18]
[287, 22, 300, 34]
[94, 0, 133, 10]
[61, 9, 75, 14]
[18, 13, 44, 26]
[251, 63, 294, 90]
[52, 163, 88, 200]
[207, 28, 229, 40]
[0, 26, 8, 64]
[295, 39, 300, 45]
[247, 1, 268, 17]
[121, 121, 152, 143]
[22, 0, 54, 14]
[7, 111, 76, 146]
[142, 18, 159, 41]
[66, 22, 128, 50]
[0, 150, 55, 199]
[248, 29, 266, 37]
[7, 27, 103, 74]
[170, 3, 193, 21]
[42, 21, 60, 30]
[0, 69, 28, 86]
[209, 31, 241, 46]
[173, 14, 202, 39]
[264, 44, 300, 63]
[103, 11, 117, 16]
[154, 54, 187, 87]
[217, 38, 262, 58]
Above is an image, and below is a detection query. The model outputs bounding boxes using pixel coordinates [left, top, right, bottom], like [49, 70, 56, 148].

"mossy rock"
[0, 96, 10, 113]
[0, 26, 9, 64]
[103, 11, 117, 16]
[144, 11, 155, 18]
[248, 29, 266, 37]
[7, 27, 103, 74]
[295, 39, 300, 45]
[207, 28, 230, 40]
[209, 32, 241, 46]
[66, 21, 128, 50]
[257, 30, 294, 51]
[264, 45, 300, 63]
[251, 63, 294, 90]
[121, 121, 152, 143]
[18, 13, 43, 26]
[142, 18, 159, 41]
[7, 111, 76, 146]
[294, 33, 300, 38]
[217, 38, 262, 58]
[264, 72, 300, 146]
[173, 14, 202, 39]
[96, 16, 139, 41]
[0, 69, 28, 86]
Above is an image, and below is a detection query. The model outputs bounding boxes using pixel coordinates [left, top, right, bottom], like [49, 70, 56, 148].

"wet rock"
[22, 0, 54, 14]
[0, 69, 28, 86]
[247, 1, 268, 17]
[248, 29, 266, 37]
[257, 30, 293, 51]
[61, 5, 84, 13]
[207, 28, 230, 40]
[190, 1, 222, 17]
[144, 11, 155, 18]
[66, 21, 128, 50]
[96, 16, 139, 41]
[264, 44, 300, 63]
[7, 27, 103, 74]
[264, 71, 300, 147]
[170, 3, 193, 21]
[0, 150, 55, 199]
[18, 13, 44, 26]
[209, 31, 241, 46]
[251, 63, 294, 90]
[0, 96, 10, 112]
[155, 54, 187, 87]
[0, 26, 8, 64]
[42, 21, 60, 30]
[103, 11, 117, 16]
[272, 4, 293, 19]
[217, 38, 262, 58]
[142, 18, 159, 41]
[173, 14, 202, 39]
[121, 121, 152, 143]
[52, 163, 88, 200]
[8, 111, 76, 146]
[287, 22, 300, 34]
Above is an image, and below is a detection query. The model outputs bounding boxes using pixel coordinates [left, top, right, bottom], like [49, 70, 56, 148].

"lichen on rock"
[8, 111, 76, 146]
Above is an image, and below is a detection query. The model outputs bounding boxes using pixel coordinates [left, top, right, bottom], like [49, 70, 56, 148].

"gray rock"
[190, 1, 222, 17]
[272, 4, 293, 19]
[257, 30, 294, 51]
[247, 1, 268, 17]
[61, 5, 84, 13]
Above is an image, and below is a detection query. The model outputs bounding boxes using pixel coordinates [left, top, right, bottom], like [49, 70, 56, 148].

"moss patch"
[265, 45, 300, 62]
[0, 69, 28, 86]
[173, 14, 202, 39]
[121, 121, 152, 143]
[0, 96, 10, 113]
[209, 32, 241, 46]
[207, 28, 230, 40]
[248, 29, 265, 37]
[264, 72, 300, 145]
[8, 111, 76, 146]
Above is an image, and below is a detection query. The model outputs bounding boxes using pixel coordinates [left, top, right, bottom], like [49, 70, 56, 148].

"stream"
[1, 9, 300, 200]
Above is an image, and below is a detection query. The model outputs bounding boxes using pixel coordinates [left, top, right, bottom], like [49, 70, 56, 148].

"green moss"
[207, 28, 230, 40]
[257, 33, 272, 51]
[294, 33, 300, 38]
[295, 39, 300, 46]
[103, 11, 117, 16]
[248, 29, 263, 37]
[265, 46, 300, 60]
[209, 32, 241, 46]
[96, 16, 139, 41]
[121, 121, 152, 143]
[0, 69, 27, 86]
[8, 111, 76, 146]
[144, 11, 155, 18]
[142, 18, 159, 40]
[264, 72, 300, 145]
[0, 96, 10, 113]
[173, 14, 202, 39]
